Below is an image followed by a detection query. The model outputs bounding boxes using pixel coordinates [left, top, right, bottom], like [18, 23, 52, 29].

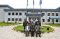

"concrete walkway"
[0, 25, 60, 39]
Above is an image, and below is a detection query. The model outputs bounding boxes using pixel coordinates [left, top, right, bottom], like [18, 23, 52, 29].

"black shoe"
[39, 35, 41, 37]
[36, 35, 38, 37]
[25, 33, 29, 37]
[36, 36, 38, 37]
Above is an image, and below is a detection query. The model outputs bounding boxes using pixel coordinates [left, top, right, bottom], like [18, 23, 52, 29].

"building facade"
[0, 5, 60, 24]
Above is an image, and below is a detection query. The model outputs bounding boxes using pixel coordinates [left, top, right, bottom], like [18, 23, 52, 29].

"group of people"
[23, 18, 41, 37]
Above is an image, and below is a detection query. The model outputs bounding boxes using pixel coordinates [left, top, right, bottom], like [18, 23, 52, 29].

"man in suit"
[35, 18, 41, 37]
[25, 23, 30, 36]
[30, 18, 36, 37]
[23, 19, 28, 32]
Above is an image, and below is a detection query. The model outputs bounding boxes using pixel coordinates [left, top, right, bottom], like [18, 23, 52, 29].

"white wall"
[41, 12, 60, 24]
[0, 7, 10, 22]
[5, 11, 60, 24]
[0, 7, 60, 24]
[5, 11, 26, 23]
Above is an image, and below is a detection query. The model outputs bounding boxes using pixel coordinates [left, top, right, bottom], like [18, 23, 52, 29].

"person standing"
[31, 18, 36, 37]
[28, 18, 33, 37]
[28, 18, 32, 32]
[23, 19, 28, 32]
[25, 23, 30, 36]
[35, 18, 41, 37]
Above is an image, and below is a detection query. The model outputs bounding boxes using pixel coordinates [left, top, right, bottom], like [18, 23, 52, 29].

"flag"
[27, 0, 28, 6]
[33, 0, 34, 5]
[40, 0, 42, 5]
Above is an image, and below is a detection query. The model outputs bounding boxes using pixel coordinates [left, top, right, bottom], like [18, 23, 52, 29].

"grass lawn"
[13, 25, 54, 33]
[41, 26, 54, 33]
[47, 24, 60, 27]
[0, 22, 17, 26]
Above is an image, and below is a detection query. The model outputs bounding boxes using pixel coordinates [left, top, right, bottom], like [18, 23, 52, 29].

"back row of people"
[23, 18, 41, 37]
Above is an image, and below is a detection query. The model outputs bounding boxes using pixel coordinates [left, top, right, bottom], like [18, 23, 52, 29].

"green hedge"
[0, 22, 16, 26]
[13, 25, 54, 33]
[47, 24, 60, 27]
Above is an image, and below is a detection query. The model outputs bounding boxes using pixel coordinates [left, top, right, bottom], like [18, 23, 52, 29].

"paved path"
[0, 25, 60, 39]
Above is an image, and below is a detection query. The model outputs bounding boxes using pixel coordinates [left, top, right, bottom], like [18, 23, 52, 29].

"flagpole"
[26, 0, 28, 21]
[26, 0, 28, 12]
[40, 0, 42, 12]
[40, 3, 41, 26]
[40, 0, 42, 26]
[33, 0, 34, 13]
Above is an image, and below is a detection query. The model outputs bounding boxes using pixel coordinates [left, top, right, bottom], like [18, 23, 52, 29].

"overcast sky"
[0, 0, 60, 9]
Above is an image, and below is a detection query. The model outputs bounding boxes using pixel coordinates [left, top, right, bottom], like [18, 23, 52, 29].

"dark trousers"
[25, 31, 29, 37]
[36, 31, 41, 37]
[24, 26, 26, 32]
[31, 31, 34, 37]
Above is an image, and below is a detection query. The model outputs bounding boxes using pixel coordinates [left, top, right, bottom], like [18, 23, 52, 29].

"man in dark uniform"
[23, 19, 28, 32]
[30, 18, 36, 37]
[31, 25, 34, 37]
[35, 18, 41, 37]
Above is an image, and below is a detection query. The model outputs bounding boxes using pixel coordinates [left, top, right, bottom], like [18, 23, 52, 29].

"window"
[12, 18, 14, 21]
[16, 13, 18, 15]
[8, 13, 11, 15]
[48, 13, 50, 16]
[12, 13, 14, 15]
[56, 19, 58, 22]
[42, 19, 45, 22]
[8, 18, 10, 21]
[56, 13, 58, 16]
[19, 18, 22, 21]
[52, 13, 54, 16]
[52, 19, 54, 22]
[19, 13, 22, 15]
[48, 19, 50, 22]
[25, 13, 27, 15]
[15, 18, 18, 21]
[42, 13, 45, 16]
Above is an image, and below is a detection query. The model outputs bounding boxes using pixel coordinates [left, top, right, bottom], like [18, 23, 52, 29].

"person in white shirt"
[25, 23, 30, 37]
[25, 24, 30, 31]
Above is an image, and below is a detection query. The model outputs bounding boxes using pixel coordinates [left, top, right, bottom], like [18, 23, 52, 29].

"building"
[0, 5, 60, 24]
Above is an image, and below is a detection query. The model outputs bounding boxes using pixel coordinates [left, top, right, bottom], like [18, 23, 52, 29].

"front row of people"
[23, 18, 41, 37]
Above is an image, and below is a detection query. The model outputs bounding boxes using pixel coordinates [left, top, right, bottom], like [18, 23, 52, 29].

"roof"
[0, 5, 13, 9]
[49, 16, 60, 19]
[4, 9, 60, 12]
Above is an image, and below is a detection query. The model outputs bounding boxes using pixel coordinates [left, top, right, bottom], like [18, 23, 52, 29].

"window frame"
[19, 18, 22, 21]
[15, 18, 18, 21]
[8, 18, 10, 21]
[12, 18, 14, 21]
[56, 19, 58, 22]
[48, 13, 50, 16]
[42, 13, 45, 16]
[12, 13, 14, 15]
[16, 13, 18, 15]
[48, 19, 50, 22]
[56, 13, 58, 16]
[8, 13, 11, 15]
[52, 13, 54, 16]
[19, 13, 22, 15]
[25, 13, 27, 15]
[42, 19, 45, 22]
